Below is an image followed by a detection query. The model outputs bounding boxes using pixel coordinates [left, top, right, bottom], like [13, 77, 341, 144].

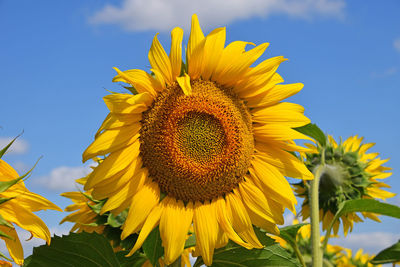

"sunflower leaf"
[25, 232, 120, 267]
[370, 240, 400, 264]
[279, 223, 308, 244]
[335, 199, 400, 220]
[142, 226, 164, 267]
[293, 123, 326, 146]
[194, 229, 300, 267]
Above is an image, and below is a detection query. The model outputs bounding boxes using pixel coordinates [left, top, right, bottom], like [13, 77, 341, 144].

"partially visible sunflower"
[83, 14, 312, 265]
[336, 248, 381, 267]
[295, 135, 395, 235]
[0, 155, 61, 265]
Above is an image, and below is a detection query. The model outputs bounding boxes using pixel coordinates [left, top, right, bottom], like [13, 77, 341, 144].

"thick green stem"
[310, 149, 325, 267]
[291, 241, 307, 267]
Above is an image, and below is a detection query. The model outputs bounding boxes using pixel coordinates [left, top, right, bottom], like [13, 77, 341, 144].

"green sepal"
[184, 233, 196, 249]
[0, 197, 15, 206]
[87, 199, 106, 214]
[0, 157, 41, 193]
[279, 223, 309, 245]
[0, 214, 13, 228]
[123, 86, 138, 95]
[142, 226, 163, 267]
[0, 229, 14, 240]
[0, 134, 20, 159]
[293, 123, 326, 146]
[370, 240, 400, 264]
[0, 250, 12, 262]
[107, 210, 128, 228]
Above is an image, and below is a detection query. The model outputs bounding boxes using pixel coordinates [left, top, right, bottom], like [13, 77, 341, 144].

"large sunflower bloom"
[0, 158, 61, 265]
[295, 135, 395, 235]
[83, 14, 312, 265]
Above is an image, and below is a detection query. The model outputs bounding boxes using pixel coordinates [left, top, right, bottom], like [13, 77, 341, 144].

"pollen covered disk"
[140, 79, 253, 202]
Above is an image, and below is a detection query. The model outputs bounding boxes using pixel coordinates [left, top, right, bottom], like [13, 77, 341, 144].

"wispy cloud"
[0, 137, 29, 155]
[330, 232, 400, 254]
[371, 67, 397, 78]
[89, 0, 346, 32]
[394, 38, 400, 52]
[34, 164, 95, 192]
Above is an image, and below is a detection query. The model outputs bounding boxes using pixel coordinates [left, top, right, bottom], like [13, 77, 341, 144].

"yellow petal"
[160, 198, 193, 265]
[251, 102, 310, 127]
[201, 27, 226, 80]
[176, 74, 192, 96]
[193, 200, 218, 266]
[187, 14, 205, 66]
[84, 140, 140, 189]
[0, 226, 23, 265]
[214, 197, 252, 249]
[169, 27, 184, 79]
[95, 113, 142, 138]
[112, 68, 161, 96]
[249, 157, 297, 212]
[83, 125, 140, 161]
[253, 123, 312, 142]
[238, 180, 284, 225]
[103, 92, 153, 115]
[254, 145, 313, 180]
[121, 181, 160, 239]
[245, 83, 304, 108]
[0, 203, 51, 244]
[148, 33, 173, 85]
[216, 43, 269, 87]
[225, 191, 263, 248]
[126, 203, 163, 257]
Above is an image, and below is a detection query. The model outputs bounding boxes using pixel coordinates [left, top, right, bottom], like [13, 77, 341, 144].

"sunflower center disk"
[140, 79, 254, 202]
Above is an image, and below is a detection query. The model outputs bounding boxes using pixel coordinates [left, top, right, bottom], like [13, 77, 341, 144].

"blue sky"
[1, 0, 400, 258]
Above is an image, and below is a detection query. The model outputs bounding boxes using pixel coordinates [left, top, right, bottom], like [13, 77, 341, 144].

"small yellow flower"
[336, 248, 381, 267]
[83, 14, 312, 265]
[0, 158, 61, 265]
[295, 135, 395, 235]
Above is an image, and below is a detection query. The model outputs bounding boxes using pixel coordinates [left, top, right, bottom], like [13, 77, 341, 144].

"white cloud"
[371, 67, 397, 78]
[394, 38, 400, 52]
[34, 164, 95, 191]
[329, 232, 400, 254]
[0, 137, 29, 155]
[89, 0, 346, 32]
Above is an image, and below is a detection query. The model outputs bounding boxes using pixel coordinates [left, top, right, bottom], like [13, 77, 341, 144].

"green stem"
[291, 241, 307, 267]
[310, 148, 325, 267]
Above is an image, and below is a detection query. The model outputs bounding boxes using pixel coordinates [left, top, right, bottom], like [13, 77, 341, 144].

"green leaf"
[142, 226, 164, 267]
[370, 240, 400, 264]
[279, 223, 308, 244]
[184, 234, 196, 249]
[336, 199, 400, 220]
[293, 123, 326, 146]
[116, 251, 147, 267]
[25, 232, 120, 267]
[194, 228, 300, 267]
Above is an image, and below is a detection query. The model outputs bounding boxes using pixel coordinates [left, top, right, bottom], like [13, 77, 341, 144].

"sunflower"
[83, 14, 312, 265]
[0, 158, 61, 265]
[295, 135, 395, 235]
[336, 248, 381, 267]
